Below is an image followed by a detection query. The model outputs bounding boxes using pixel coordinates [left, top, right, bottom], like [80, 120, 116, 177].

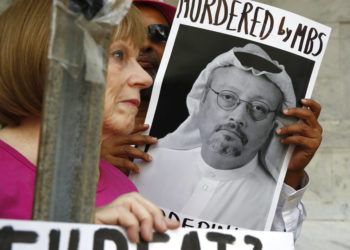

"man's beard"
[207, 122, 248, 157]
[208, 134, 243, 157]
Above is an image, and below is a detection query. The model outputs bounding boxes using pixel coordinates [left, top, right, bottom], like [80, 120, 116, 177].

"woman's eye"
[111, 50, 124, 61]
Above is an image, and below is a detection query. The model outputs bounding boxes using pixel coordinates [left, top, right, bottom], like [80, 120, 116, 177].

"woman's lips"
[122, 99, 140, 107]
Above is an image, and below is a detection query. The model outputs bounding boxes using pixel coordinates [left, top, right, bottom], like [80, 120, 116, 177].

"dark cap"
[133, 0, 176, 24]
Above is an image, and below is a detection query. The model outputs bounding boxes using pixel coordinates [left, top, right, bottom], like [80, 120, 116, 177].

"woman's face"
[103, 39, 152, 136]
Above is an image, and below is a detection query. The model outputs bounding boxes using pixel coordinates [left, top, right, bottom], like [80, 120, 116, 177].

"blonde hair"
[0, 1, 146, 126]
[112, 5, 146, 49]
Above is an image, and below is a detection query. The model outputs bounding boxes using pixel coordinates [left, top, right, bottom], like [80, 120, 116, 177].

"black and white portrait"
[131, 25, 315, 230]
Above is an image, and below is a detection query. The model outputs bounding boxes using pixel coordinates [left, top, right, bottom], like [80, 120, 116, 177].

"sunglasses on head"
[148, 24, 170, 43]
[235, 51, 282, 74]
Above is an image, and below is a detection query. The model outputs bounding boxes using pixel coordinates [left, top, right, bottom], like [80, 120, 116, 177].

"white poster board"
[0, 219, 294, 249]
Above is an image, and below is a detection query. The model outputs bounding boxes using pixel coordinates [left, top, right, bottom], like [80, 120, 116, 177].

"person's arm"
[273, 99, 322, 239]
[94, 192, 179, 243]
[100, 124, 158, 174]
[273, 181, 308, 239]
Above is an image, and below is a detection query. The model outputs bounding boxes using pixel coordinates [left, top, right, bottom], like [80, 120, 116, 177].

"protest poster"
[0, 219, 294, 250]
[131, 0, 331, 231]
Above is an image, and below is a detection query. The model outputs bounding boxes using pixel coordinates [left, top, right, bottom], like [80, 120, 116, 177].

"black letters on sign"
[49, 230, 60, 250]
[68, 230, 80, 250]
[137, 233, 170, 250]
[181, 231, 201, 250]
[93, 228, 128, 250]
[206, 232, 235, 250]
[48, 229, 80, 250]
[0, 226, 38, 250]
[244, 235, 263, 250]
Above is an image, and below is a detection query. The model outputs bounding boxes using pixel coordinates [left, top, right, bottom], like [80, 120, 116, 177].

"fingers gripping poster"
[131, 0, 331, 231]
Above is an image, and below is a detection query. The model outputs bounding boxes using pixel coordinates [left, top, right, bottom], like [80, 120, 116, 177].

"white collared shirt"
[131, 146, 307, 237]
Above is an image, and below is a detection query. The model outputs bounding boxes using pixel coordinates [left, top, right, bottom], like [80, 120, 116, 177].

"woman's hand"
[101, 124, 158, 174]
[94, 192, 180, 243]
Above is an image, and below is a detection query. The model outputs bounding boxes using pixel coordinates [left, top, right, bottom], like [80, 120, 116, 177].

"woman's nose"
[128, 60, 153, 89]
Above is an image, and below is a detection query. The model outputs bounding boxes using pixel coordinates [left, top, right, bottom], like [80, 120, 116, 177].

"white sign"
[0, 219, 294, 249]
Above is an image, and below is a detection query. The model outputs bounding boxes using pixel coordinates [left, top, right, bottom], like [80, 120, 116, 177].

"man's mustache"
[215, 122, 248, 145]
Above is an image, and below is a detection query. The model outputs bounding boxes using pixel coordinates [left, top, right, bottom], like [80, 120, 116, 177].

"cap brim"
[133, 0, 176, 24]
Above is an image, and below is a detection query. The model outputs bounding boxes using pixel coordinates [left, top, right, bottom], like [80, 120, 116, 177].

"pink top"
[0, 139, 137, 220]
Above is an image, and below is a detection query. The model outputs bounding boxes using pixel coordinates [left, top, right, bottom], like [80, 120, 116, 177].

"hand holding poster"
[131, 0, 331, 231]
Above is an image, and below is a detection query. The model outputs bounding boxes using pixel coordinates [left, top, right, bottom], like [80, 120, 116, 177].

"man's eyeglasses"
[209, 87, 278, 121]
[148, 24, 170, 43]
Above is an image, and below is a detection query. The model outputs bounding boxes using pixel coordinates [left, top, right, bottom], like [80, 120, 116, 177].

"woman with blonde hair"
[0, 0, 178, 243]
